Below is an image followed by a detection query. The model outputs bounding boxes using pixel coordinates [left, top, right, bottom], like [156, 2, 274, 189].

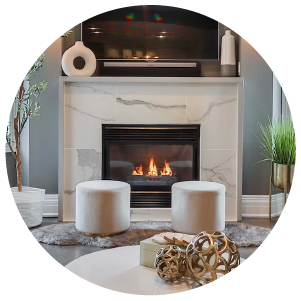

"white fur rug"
[31, 221, 271, 248]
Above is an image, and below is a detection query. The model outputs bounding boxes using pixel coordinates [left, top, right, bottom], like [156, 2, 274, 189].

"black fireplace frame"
[102, 124, 200, 208]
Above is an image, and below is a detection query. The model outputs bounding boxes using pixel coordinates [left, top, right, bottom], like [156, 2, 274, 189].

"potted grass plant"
[257, 117, 295, 196]
[6, 54, 48, 228]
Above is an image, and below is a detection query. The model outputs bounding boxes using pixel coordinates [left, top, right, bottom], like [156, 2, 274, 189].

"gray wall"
[240, 38, 274, 195]
[7, 38, 63, 193]
[5, 153, 17, 187]
[273, 74, 282, 119]
[26, 38, 62, 193]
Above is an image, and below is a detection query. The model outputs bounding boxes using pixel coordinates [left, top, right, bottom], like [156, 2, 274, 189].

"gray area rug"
[32, 221, 271, 248]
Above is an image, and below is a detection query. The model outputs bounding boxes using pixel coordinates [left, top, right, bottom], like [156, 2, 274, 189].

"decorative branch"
[7, 142, 17, 160]
[6, 54, 48, 191]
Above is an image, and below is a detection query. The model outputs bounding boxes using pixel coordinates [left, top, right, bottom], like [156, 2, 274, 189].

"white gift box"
[140, 234, 219, 272]
[140, 237, 186, 269]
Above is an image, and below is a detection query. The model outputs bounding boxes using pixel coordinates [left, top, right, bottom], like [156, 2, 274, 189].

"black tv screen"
[82, 5, 219, 61]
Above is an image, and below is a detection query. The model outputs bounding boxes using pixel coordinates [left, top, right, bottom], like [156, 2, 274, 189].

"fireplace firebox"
[102, 124, 200, 208]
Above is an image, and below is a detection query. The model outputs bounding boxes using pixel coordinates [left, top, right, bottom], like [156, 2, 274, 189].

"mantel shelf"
[60, 76, 243, 85]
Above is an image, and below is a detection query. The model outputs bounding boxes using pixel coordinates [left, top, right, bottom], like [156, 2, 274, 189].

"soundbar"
[97, 61, 201, 77]
[104, 62, 197, 68]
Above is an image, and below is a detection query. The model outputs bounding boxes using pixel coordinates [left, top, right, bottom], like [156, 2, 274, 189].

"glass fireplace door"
[102, 124, 200, 207]
[107, 143, 194, 192]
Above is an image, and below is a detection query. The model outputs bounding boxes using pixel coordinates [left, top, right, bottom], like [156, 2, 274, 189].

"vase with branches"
[6, 54, 48, 192]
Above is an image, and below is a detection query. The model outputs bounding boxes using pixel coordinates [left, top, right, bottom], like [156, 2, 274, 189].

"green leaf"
[256, 117, 296, 165]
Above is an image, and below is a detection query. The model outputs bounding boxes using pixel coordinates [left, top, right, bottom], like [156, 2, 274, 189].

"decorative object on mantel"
[155, 245, 187, 281]
[61, 23, 96, 76]
[32, 221, 271, 248]
[6, 54, 48, 228]
[257, 117, 295, 221]
[186, 231, 240, 285]
[220, 30, 236, 77]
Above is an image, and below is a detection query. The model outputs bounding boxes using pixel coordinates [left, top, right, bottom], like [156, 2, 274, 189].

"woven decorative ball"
[154, 245, 187, 281]
[186, 230, 240, 285]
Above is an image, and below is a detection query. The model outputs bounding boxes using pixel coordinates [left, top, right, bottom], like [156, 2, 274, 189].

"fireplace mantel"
[60, 76, 243, 84]
[59, 76, 243, 222]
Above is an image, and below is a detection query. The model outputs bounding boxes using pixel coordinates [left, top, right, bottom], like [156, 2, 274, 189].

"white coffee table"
[65, 245, 245, 295]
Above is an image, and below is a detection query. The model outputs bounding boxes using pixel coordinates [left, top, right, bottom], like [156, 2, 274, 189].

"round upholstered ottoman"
[171, 181, 225, 234]
[75, 180, 130, 236]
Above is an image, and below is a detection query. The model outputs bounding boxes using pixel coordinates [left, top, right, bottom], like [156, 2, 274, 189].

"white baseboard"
[43, 194, 59, 217]
[45, 193, 285, 219]
[242, 193, 284, 218]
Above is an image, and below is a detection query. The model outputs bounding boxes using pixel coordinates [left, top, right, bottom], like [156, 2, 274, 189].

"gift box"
[140, 237, 186, 269]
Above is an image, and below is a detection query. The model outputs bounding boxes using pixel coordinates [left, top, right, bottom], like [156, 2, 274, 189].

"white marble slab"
[201, 150, 237, 221]
[60, 79, 242, 222]
[64, 83, 116, 149]
[187, 84, 237, 150]
[62, 193, 76, 222]
[64, 148, 102, 220]
[116, 83, 187, 124]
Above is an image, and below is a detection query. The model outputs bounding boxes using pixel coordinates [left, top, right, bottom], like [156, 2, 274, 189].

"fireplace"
[102, 124, 200, 208]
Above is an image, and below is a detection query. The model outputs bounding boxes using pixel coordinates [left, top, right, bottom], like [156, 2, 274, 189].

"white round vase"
[12, 186, 45, 228]
[62, 41, 96, 76]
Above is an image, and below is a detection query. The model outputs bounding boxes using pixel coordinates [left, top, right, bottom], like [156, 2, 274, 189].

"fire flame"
[161, 161, 173, 176]
[132, 158, 173, 177]
[132, 164, 143, 175]
[147, 158, 158, 176]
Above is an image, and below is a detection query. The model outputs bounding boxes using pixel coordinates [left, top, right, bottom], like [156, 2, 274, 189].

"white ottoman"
[75, 180, 130, 235]
[172, 181, 225, 234]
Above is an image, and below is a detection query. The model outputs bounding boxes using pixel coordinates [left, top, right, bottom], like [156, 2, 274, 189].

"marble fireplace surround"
[59, 77, 243, 222]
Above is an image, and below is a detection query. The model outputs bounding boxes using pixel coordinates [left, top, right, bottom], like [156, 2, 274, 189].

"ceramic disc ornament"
[154, 245, 186, 281]
[62, 41, 96, 76]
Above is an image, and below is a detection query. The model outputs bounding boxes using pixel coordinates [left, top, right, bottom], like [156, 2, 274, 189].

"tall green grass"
[257, 118, 296, 165]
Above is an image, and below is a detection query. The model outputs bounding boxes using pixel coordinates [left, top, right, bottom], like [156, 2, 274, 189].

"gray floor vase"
[31, 221, 271, 248]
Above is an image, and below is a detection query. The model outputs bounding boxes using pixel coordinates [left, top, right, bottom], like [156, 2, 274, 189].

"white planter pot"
[11, 187, 45, 228]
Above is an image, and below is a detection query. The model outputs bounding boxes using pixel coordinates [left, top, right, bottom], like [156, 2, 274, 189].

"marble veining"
[65, 83, 116, 120]
[64, 83, 116, 149]
[117, 97, 186, 111]
[65, 104, 114, 122]
[201, 150, 237, 220]
[186, 84, 237, 150]
[115, 82, 187, 123]
[187, 97, 236, 123]
[66, 82, 116, 97]
[77, 149, 102, 176]
[201, 154, 236, 199]
[64, 149, 102, 196]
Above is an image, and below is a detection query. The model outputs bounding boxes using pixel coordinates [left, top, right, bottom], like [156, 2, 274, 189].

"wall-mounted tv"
[82, 5, 219, 61]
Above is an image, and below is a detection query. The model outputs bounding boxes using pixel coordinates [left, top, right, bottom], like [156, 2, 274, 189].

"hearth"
[102, 124, 200, 208]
